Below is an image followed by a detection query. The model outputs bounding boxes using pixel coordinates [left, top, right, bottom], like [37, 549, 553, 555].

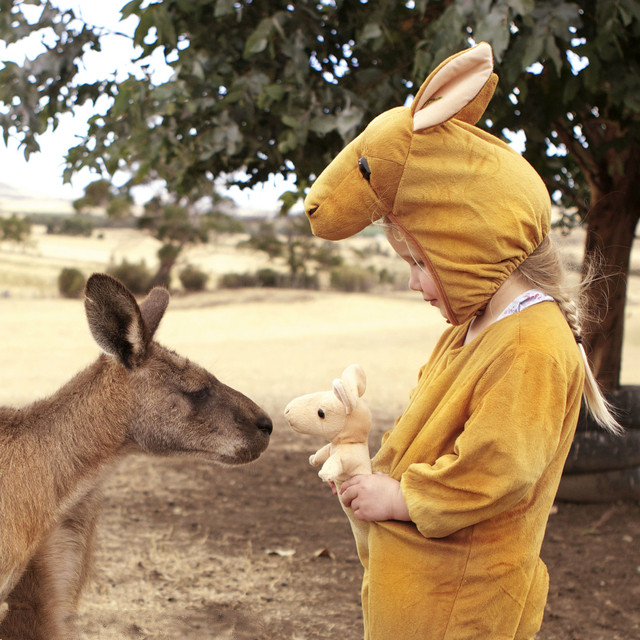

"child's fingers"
[340, 484, 356, 507]
[339, 474, 361, 493]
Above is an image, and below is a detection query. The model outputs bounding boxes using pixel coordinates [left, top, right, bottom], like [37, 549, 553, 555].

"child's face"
[385, 229, 447, 318]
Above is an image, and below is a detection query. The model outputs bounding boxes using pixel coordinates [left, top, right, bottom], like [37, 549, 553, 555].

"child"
[302, 43, 619, 640]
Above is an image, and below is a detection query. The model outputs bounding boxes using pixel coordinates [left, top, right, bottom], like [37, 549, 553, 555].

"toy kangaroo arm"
[318, 442, 372, 483]
[310, 442, 332, 467]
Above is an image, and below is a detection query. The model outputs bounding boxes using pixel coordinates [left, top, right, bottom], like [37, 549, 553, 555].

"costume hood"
[304, 43, 551, 325]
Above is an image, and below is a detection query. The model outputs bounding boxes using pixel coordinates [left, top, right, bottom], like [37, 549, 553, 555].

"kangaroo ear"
[411, 42, 495, 131]
[84, 273, 148, 368]
[139, 287, 169, 340]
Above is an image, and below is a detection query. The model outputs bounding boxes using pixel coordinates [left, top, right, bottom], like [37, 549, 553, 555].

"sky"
[0, 0, 293, 212]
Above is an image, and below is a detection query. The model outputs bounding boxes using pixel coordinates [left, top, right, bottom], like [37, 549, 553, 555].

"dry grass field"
[1, 225, 639, 639]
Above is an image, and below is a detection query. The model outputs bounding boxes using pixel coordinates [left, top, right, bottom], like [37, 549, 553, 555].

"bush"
[291, 271, 320, 290]
[179, 265, 209, 292]
[108, 260, 153, 295]
[255, 268, 280, 287]
[0, 215, 31, 242]
[219, 272, 259, 288]
[330, 265, 376, 293]
[58, 268, 85, 299]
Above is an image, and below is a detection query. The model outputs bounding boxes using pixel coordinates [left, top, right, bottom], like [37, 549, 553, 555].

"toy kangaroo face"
[284, 364, 369, 443]
[285, 388, 349, 441]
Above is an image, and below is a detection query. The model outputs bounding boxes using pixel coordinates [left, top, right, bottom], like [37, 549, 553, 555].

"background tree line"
[0, 0, 638, 394]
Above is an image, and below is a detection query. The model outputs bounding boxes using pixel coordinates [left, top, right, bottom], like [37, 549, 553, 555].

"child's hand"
[340, 473, 411, 522]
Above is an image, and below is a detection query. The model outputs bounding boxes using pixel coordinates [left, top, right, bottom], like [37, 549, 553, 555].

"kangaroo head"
[84, 274, 272, 465]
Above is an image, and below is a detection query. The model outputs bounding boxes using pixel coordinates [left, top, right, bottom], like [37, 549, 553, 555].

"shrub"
[330, 265, 376, 293]
[312, 244, 343, 268]
[219, 272, 259, 288]
[108, 260, 153, 295]
[255, 268, 280, 287]
[291, 271, 320, 290]
[179, 265, 209, 292]
[0, 215, 31, 242]
[58, 268, 85, 299]
[46, 215, 94, 237]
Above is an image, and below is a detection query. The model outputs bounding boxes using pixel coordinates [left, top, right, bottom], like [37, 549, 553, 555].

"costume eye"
[358, 156, 371, 181]
[318, 408, 325, 419]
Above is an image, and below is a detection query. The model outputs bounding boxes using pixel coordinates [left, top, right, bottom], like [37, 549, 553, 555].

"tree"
[73, 179, 133, 219]
[482, 1, 640, 391]
[137, 196, 238, 287]
[1, 0, 638, 390]
[0, 214, 30, 243]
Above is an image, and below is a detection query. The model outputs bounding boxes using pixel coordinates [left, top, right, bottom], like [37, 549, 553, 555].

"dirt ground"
[1, 228, 639, 639]
[74, 438, 640, 640]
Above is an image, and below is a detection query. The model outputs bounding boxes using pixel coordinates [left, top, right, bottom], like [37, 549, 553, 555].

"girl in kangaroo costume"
[301, 43, 619, 640]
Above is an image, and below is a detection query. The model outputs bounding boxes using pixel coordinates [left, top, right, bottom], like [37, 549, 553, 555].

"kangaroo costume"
[303, 43, 584, 640]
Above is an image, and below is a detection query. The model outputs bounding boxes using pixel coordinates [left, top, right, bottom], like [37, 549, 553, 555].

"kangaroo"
[0, 273, 273, 640]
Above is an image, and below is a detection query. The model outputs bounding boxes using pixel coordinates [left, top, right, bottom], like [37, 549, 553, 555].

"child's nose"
[408, 268, 422, 292]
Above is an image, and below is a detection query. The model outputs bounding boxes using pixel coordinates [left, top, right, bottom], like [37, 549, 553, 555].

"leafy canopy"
[0, 0, 638, 217]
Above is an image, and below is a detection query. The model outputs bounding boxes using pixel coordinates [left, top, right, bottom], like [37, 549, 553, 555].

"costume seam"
[440, 525, 475, 640]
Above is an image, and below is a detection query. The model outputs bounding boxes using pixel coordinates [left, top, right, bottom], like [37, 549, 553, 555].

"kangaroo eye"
[358, 156, 371, 181]
[185, 387, 210, 402]
[317, 408, 325, 419]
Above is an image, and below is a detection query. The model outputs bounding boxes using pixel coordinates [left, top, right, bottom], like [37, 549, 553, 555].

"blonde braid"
[516, 236, 622, 435]
[555, 295, 582, 340]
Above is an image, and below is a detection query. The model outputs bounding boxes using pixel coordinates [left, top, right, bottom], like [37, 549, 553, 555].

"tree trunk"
[151, 262, 175, 290]
[151, 244, 183, 290]
[582, 149, 640, 391]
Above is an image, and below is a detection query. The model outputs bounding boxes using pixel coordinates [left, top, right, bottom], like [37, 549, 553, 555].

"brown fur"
[0, 274, 272, 639]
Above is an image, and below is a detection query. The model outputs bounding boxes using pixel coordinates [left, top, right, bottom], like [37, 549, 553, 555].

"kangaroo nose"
[257, 415, 273, 435]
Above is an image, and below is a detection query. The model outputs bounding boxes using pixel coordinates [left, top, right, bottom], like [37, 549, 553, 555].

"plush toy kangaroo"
[284, 364, 372, 483]
[284, 364, 372, 552]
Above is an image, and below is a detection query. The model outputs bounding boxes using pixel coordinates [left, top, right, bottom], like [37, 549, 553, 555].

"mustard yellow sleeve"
[401, 347, 576, 539]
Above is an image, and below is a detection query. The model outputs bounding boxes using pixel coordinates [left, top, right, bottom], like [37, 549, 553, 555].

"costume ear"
[411, 42, 495, 131]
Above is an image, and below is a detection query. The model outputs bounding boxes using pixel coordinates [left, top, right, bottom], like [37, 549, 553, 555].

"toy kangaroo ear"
[341, 364, 367, 398]
[411, 42, 496, 131]
[333, 379, 355, 415]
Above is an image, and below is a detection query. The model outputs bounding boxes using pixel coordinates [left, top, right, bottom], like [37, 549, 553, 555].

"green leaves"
[0, 0, 638, 218]
[243, 13, 289, 58]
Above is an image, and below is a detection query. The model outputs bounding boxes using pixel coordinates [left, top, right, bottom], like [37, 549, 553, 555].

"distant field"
[1, 226, 639, 405]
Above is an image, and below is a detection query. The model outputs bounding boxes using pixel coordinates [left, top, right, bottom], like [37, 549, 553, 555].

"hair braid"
[516, 236, 622, 435]
[555, 295, 582, 341]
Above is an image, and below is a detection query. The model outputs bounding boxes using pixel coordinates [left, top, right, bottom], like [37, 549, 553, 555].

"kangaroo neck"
[12, 356, 132, 506]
